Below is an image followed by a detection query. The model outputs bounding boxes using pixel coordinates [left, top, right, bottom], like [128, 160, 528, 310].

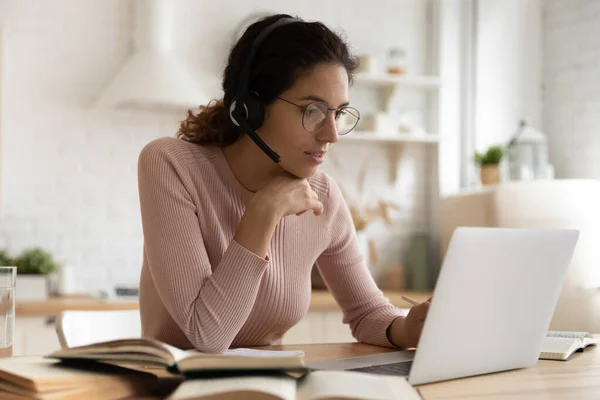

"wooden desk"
[264, 341, 600, 400]
[139, 340, 599, 399]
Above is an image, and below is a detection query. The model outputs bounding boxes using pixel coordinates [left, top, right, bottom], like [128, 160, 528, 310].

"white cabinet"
[282, 308, 410, 345]
[281, 312, 325, 345]
[11, 303, 411, 352]
[322, 311, 356, 343]
[13, 312, 355, 351]
[282, 311, 355, 345]
[13, 316, 61, 356]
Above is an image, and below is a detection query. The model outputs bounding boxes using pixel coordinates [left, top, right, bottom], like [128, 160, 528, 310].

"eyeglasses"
[276, 97, 360, 136]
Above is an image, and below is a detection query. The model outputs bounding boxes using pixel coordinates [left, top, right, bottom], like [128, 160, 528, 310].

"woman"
[137, 13, 430, 353]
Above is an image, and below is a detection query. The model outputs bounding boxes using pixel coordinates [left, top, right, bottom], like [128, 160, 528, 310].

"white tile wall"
[542, 0, 600, 179]
[0, 0, 435, 293]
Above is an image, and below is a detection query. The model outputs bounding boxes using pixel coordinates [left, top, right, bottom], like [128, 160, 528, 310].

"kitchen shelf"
[353, 73, 441, 113]
[341, 132, 441, 144]
[354, 73, 441, 90]
[338, 132, 441, 183]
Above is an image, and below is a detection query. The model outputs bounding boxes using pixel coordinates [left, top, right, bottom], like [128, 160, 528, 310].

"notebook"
[46, 338, 307, 376]
[166, 370, 422, 400]
[540, 331, 598, 361]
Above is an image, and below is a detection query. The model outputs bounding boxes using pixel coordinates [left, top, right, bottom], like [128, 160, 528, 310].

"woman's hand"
[234, 173, 323, 259]
[250, 172, 324, 220]
[402, 299, 431, 348]
[388, 299, 431, 349]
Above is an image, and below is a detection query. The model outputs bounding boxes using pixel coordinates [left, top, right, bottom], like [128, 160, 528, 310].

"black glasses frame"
[276, 96, 360, 135]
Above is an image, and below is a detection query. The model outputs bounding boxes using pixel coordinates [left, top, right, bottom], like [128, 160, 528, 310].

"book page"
[540, 337, 580, 360]
[176, 347, 305, 372]
[48, 338, 179, 367]
[223, 349, 305, 358]
[167, 345, 198, 364]
[546, 331, 590, 340]
[296, 370, 421, 400]
[177, 348, 305, 363]
[166, 375, 297, 400]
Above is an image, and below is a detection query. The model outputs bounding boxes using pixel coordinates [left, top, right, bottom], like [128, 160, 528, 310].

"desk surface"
[246, 340, 600, 400]
[137, 340, 599, 399]
[274, 341, 599, 400]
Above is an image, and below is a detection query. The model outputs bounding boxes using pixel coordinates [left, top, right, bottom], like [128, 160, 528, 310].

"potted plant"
[0, 250, 13, 268]
[13, 247, 60, 301]
[474, 145, 504, 185]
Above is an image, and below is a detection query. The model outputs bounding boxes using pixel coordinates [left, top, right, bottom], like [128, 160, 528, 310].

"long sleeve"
[137, 139, 269, 353]
[315, 176, 404, 348]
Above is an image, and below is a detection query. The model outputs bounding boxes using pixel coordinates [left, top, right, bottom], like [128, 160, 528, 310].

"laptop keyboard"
[348, 360, 413, 376]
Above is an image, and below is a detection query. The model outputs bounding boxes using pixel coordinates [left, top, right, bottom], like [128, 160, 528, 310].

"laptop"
[307, 227, 579, 386]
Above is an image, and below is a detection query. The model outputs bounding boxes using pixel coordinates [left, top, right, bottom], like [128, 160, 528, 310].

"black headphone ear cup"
[243, 95, 265, 131]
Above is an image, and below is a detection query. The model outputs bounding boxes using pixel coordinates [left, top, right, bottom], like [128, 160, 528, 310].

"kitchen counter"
[12, 290, 434, 356]
[15, 295, 139, 317]
[15, 290, 433, 317]
[308, 290, 432, 311]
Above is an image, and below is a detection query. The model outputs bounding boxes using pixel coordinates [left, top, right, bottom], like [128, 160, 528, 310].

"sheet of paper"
[583, 337, 599, 346]
[166, 343, 196, 363]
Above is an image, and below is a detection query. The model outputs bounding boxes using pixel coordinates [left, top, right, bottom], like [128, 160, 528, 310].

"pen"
[401, 295, 421, 306]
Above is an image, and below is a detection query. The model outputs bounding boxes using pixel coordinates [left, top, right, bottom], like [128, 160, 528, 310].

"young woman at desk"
[137, 14, 430, 353]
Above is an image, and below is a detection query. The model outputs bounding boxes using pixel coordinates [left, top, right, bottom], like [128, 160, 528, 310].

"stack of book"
[0, 356, 157, 399]
[0, 338, 421, 399]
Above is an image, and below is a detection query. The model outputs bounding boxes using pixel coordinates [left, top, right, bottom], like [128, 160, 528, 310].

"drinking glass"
[0, 267, 16, 358]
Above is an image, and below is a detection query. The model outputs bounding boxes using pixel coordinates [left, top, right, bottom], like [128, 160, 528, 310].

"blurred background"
[1, 0, 599, 353]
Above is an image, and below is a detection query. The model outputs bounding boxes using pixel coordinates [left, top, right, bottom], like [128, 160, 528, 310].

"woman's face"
[258, 63, 351, 178]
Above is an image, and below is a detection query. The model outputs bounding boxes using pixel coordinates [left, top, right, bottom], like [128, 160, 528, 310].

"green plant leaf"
[14, 248, 60, 275]
[473, 145, 504, 165]
[0, 250, 14, 267]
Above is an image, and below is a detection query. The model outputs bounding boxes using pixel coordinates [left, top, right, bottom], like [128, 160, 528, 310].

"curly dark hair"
[176, 13, 357, 146]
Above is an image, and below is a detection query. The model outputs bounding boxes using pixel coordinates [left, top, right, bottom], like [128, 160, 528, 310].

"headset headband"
[230, 17, 301, 164]
[236, 17, 300, 105]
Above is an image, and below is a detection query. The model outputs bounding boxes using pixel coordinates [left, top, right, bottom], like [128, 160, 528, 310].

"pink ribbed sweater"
[137, 137, 404, 353]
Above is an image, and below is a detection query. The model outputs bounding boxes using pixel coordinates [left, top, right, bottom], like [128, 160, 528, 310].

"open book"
[166, 370, 421, 400]
[540, 331, 598, 361]
[46, 338, 307, 376]
[0, 356, 156, 400]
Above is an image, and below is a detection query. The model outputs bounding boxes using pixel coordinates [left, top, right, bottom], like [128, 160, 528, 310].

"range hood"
[96, 0, 208, 111]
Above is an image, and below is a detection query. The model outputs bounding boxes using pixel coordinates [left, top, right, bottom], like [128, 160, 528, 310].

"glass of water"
[0, 267, 16, 358]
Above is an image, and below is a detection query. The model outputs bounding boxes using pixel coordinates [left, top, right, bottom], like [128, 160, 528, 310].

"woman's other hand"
[388, 298, 431, 349]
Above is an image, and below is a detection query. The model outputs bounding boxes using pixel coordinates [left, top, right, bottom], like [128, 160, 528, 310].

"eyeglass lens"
[303, 102, 359, 135]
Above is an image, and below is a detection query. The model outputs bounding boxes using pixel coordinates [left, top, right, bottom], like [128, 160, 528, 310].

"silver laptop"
[307, 227, 579, 386]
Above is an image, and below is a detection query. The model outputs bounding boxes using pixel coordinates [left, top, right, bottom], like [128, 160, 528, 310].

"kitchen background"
[0, 0, 598, 298]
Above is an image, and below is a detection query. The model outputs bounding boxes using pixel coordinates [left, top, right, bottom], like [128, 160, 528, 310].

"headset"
[229, 17, 301, 164]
